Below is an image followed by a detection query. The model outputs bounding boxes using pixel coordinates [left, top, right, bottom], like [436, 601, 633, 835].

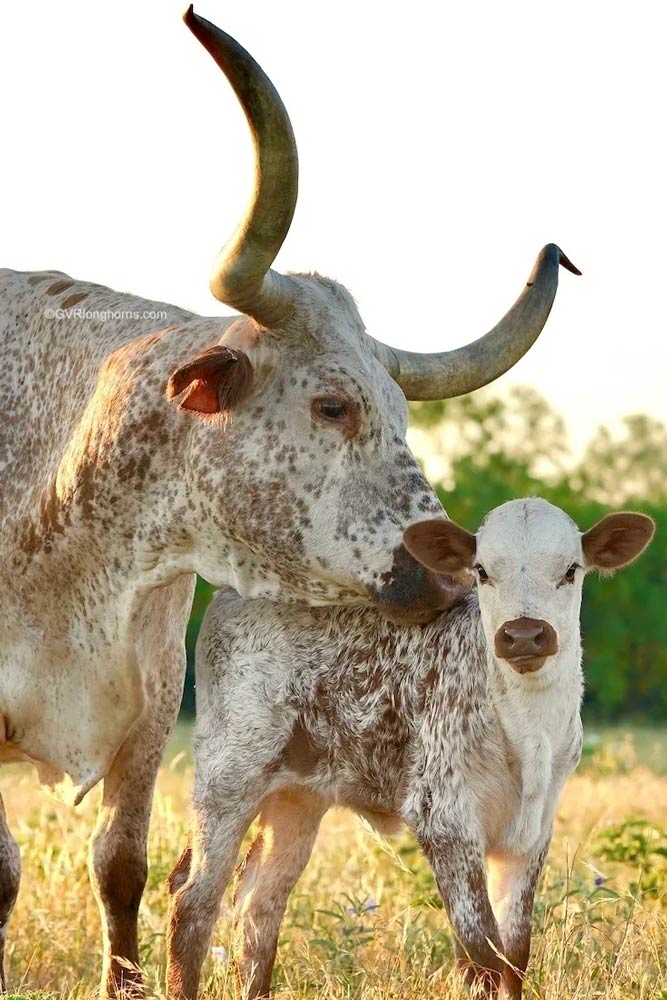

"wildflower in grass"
[346, 897, 379, 917]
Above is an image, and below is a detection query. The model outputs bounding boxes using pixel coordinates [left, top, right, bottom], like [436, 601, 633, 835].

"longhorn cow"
[0, 6, 578, 994]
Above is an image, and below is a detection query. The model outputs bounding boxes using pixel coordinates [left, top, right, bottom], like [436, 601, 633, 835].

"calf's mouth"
[503, 653, 550, 674]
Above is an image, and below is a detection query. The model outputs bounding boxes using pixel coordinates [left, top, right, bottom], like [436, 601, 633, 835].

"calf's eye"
[475, 564, 489, 583]
[563, 563, 579, 583]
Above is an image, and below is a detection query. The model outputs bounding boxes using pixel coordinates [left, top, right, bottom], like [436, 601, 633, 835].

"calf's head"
[165, 10, 578, 610]
[404, 498, 654, 673]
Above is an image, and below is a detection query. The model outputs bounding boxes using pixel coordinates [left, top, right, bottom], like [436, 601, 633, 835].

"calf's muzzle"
[494, 616, 558, 673]
[370, 544, 467, 624]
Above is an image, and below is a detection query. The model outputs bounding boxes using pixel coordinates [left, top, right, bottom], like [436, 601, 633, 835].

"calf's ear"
[582, 512, 655, 571]
[166, 346, 253, 415]
[403, 519, 476, 578]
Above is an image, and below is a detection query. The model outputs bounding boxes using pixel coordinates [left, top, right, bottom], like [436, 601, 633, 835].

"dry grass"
[1, 724, 666, 1000]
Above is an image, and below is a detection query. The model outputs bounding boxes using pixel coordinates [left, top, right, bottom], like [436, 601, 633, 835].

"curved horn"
[184, 6, 299, 328]
[368, 245, 581, 401]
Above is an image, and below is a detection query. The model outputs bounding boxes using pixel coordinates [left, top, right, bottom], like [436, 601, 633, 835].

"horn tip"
[183, 4, 194, 26]
[543, 243, 582, 277]
[558, 250, 582, 277]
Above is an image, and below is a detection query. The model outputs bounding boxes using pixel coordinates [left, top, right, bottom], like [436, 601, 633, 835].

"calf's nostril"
[504, 625, 542, 644]
[502, 628, 516, 647]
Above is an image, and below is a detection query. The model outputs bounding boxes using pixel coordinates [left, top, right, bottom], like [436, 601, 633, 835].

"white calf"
[166, 498, 654, 999]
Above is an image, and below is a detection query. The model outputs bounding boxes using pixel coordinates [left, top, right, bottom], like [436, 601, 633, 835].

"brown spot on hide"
[17, 518, 40, 558]
[61, 291, 88, 308]
[40, 480, 65, 539]
[281, 719, 323, 776]
[46, 280, 75, 295]
[76, 457, 97, 519]
[417, 666, 439, 711]
[167, 841, 192, 895]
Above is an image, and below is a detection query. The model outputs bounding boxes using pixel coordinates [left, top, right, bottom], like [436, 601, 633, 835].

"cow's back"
[0, 268, 197, 523]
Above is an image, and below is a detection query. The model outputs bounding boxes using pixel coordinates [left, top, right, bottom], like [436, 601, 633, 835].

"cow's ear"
[582, 512, 655, 572]
[166, 346, 253, 415]
[403, 518, 476, 578]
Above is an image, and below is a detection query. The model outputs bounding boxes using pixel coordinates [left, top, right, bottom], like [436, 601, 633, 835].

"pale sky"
[2, 0, 665, 456]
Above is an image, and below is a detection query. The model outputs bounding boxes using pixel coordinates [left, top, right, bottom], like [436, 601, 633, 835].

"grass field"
[1, 723, 666, 1000]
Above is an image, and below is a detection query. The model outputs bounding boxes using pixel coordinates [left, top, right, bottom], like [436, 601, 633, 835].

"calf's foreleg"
[420, 828, 505, 999]
[166, 758, 273, 1000]
[487, 842, 549, 1000]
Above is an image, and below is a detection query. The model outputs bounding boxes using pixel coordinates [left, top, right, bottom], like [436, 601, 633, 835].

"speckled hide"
[0, 268, 443, 802]
[167, 498, 654, 1000]
[0, 265, 447, 994]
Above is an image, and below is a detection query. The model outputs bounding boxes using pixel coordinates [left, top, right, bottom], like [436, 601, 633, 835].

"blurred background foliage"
[183, 387, 666, 721]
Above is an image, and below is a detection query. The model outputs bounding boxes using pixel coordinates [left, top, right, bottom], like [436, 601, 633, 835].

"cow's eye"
[312, 397, 347, 421]
[311, 395, 360, 438]
[475, 564, 489, 583]
[564, 563, 579, 583]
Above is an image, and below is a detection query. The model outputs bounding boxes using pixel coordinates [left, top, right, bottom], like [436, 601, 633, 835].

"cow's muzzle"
[494, 617, 558, 673]
[370, 544, 468, 625]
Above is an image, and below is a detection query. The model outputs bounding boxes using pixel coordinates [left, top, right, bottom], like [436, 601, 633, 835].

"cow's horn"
[367, 245, 581, 401]
[184, 6, 299, 328]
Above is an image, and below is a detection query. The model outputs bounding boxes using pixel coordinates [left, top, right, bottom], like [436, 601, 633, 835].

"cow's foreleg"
[89, 575, 194, 998]
[487, 842, 550, 1000]
[89, 712, 171, 996]
[0, 795, 20, 992]
[232, 788, 326, 999]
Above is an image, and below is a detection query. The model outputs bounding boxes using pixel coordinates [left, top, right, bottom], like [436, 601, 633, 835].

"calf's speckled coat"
[166, 498, 654, 1000]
